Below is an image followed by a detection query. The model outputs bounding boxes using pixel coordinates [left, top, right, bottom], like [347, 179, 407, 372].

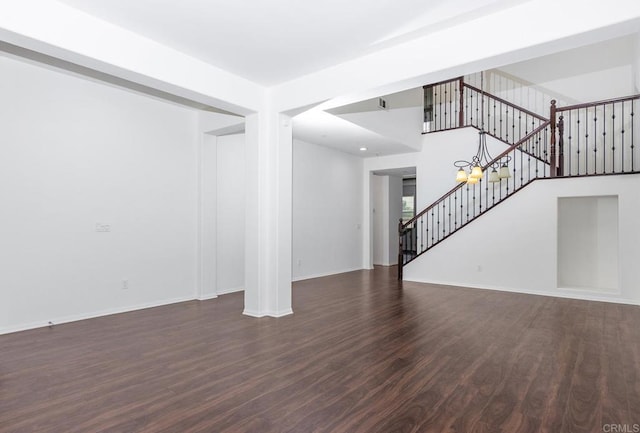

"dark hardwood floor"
[1, 266, 639, 432]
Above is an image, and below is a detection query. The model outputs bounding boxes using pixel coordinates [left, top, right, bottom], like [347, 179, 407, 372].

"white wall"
[371, 174, 402, 266]
[635, 32, 640, 93]
[403, 175, 640, 305]
[371, 175, 385, 265]
[0, 54, 200, 334]
[216, 134, 245, 294]
[558, 196, 619, 292]
[496, 36, 636, 110]
[292, 139, 364, 280]
[388, 176, 402, 265]
[362, 127, 508, 268]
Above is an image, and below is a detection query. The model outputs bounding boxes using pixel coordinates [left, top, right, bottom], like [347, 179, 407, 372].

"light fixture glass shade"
[455, 169, 468, 183]
[470, 165, 483, 179]
[467, 175, 479, 184]
[499, 163, 511, 179]
[488, 168, 500, 183]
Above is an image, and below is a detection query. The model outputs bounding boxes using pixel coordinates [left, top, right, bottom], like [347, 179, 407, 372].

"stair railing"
[399, 120, 551, 275]
[551, 94, 640, 177]
[424, 76, 548, 146]
[402, 90, 640, 280]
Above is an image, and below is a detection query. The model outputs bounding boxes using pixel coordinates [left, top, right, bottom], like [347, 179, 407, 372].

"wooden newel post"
[397, 219, 404, 281]
[557, 114, 564, 177]
[550, 99, 557, 177]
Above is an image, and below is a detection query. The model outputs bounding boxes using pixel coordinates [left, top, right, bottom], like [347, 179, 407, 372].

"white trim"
[197, 293, 219, 301]
[403, 277, 640, 306]
[216, 286, 244, 296]
[270, 308, 294, 317]
[374, 262, 398, 267]
[0, 295, 195, 336]
[292, 267, 364, 282]
[242, 308, 294, 318]
[242, 309, 265, 318]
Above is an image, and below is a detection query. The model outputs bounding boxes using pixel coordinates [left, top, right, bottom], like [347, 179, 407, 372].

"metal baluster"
[484, 172, 489, 211]
[442, 201, 446, 239]
[521, 138, 525, 187]
[454, 190, 458, 229]
[621, 102, 625, 173]
[568, 111, 572, 175]
[499, 101, 503, 142]
[594, 109, 598, 174]
[585, 108, 589, 175]
[431, 208, 434, 246]
[448, 195, 451, 236]
[466, 183, 470, 224]
[612, 103, 616, 173]
[493, 99, 497, 137]
[478, 178, 483, 214]
[444, 86, 448, 129]
[511, 106, 515, 145]
[544, 127, 548, 177]
[631, 100, 635, 172]
[602, 105, 607, 174]
[436, 89, 441, 131]
[425, 210, 429, 250]
[475, 90, 479, 129]
[437, 202, 441, 242]
[492, 174, 496, 206]
[466, 88, 470, 125]
[518, 113, 522, 144]
[576, 110, 581, 175]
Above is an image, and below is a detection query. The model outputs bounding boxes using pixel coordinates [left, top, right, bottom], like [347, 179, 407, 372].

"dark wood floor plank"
[618, 304, 640, 423]
[1, 266, 638, 433]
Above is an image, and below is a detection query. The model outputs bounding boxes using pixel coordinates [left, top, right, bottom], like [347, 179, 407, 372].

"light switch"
[95, 223, 111, 232]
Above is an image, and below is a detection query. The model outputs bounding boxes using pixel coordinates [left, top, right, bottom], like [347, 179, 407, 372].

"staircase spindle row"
[553, 96, 639, 176]
[401, 74, 640, 279]
[398, 122, 550, 275]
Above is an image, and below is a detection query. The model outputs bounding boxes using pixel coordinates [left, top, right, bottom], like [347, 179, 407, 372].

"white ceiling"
[28, 1, 638, 160]
[56, 0, 522, 86]
[293, 109, 416, 157]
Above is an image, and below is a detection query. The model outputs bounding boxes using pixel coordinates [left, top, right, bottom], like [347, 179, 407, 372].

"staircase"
[398, 75, 640, 279]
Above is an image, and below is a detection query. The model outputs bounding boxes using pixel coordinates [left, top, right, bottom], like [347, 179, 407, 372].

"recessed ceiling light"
[359, 147, 368, 151]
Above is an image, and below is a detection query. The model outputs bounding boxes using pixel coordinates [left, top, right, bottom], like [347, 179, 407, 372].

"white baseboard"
[403, 277, 640, 306]
[243, 308, 294, 318]
[216, 286, 244, 296]
[292, 267, 363, 282]
[0, 295, 195, 336]
[197, 293, 218, 301]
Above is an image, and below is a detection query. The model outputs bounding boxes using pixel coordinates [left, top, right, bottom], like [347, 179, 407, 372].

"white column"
[243, 108, 293, 317]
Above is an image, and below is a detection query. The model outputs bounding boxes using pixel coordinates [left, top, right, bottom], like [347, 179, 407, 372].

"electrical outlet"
[95, 223, 111, 232]
[122, 279, 129, 290]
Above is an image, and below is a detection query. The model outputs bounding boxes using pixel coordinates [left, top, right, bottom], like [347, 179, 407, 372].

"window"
[402, 195, 415, 223]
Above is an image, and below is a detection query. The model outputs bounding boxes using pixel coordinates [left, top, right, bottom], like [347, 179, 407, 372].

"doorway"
[371, 167, 416, 266]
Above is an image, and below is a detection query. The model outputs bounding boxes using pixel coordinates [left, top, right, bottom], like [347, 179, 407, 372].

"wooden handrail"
[463, 83, 548, 121]
[556, 94, 640, 112]
[402, 120, 550, 229]
[423, 76, 464, 89]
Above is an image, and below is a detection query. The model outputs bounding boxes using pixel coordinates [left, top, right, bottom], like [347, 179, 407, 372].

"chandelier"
[454, 72, 511, 184]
